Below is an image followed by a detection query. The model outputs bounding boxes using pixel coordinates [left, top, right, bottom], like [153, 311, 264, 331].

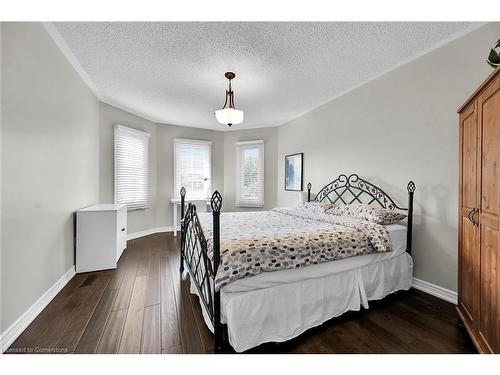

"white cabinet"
[76, 204, 127, 273]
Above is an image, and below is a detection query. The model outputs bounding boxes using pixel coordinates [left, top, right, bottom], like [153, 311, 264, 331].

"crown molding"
[42, 22, 104, 101]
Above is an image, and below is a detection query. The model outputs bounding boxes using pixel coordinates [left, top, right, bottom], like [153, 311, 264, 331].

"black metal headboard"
[307, 174, 416, 254]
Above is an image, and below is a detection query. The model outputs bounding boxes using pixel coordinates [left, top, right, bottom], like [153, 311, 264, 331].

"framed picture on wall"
[285, 153, 303, 191]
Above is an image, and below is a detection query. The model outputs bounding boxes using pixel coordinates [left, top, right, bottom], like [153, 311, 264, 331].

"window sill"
[237, 203, 264, 208]
[127, 206, 150, 212]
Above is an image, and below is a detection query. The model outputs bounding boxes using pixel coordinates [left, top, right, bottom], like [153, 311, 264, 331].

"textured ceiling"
[54, 22, 477, 130]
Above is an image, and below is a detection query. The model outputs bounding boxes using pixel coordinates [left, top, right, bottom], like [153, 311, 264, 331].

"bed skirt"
[190, 252, 413, 353]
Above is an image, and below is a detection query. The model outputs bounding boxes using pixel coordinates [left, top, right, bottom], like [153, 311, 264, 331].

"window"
[174, 139, 212, 200]
[114, 125, 150, 210]
[236, 140, 264, 207]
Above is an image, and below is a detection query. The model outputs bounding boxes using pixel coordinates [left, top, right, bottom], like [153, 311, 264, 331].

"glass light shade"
[215, 107, 244, 126]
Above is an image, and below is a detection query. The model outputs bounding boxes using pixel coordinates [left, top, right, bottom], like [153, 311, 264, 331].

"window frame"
[114, 124, 151, 211]
[173, 138, 212, 200]
[235, 140, 265, 208]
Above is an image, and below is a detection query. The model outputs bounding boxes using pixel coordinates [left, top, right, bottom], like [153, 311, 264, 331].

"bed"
[179, 173, 416, 353]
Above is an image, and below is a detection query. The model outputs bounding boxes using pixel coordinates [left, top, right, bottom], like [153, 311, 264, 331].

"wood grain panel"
[96, 309, 127, 354]
[136, 249, 150, 277]
[112, 252, 140, 311]
[107, 249, 130, 290]
[460, 103, 478, 210]
[478, 77, 499, 353]
[480, 78, 500, 218]
[458, 99, 481, 335]
[55, 272, 110, 352]
[187, 280, 215, 353]
[144, 252, 160, 307]
[160, 256, 181, 349]
[140, 304, 161, 354]
[178, 278, 205, 354]
[74, 289, 117, 353]
[167, 248, 204, 353]
[479, 226, 497, 352]
[392, 300, 470, 353]
[459, 217, 480, 326]
[118, 276, 147, 353]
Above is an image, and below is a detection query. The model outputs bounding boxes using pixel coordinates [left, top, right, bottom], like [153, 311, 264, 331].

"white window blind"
[236, 140, 264, 207]
[174, 139, 212, 200]
[114, 125, 150, 210]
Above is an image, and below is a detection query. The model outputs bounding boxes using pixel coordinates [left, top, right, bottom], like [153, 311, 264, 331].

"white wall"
[1, 23, 100, 332]
[277, 23, 500, 292]
[223, 127, 279, 212]
[99, 102, 158, 234]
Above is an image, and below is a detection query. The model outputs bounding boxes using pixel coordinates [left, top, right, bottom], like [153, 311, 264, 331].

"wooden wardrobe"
[458, 66, 499, 354]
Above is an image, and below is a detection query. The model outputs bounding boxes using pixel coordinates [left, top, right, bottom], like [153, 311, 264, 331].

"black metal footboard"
[179, 188, 225, 353]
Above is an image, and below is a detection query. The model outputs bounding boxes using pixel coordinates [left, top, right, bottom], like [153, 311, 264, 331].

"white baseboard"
[0, 266, 76, 353]
[127, 226, 174, 241]
[412, 277, 458, 305]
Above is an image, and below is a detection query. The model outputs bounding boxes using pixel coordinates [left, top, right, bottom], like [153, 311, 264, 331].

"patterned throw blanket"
[197, 206, 393, 291]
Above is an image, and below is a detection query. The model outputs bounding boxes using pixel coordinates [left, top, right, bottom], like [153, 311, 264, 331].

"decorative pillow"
[325, 203, 406, 225]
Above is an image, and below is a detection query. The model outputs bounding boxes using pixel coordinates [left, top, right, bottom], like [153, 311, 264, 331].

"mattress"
[221, 223, 407, 293]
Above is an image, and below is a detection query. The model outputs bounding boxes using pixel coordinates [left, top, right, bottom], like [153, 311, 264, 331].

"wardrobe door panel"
[458, 102, 480, 329]
[460, 104, 478, 211]
[478, 77, 499, 353]
[460, 216, 481, 325]
[479, 226, 497, 352]
[480, 78, 500, 219]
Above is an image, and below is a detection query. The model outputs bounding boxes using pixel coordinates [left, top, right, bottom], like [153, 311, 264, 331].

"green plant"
[487, 38, 500, 68]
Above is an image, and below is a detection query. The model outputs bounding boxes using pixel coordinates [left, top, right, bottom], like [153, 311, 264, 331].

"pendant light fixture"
[214, 72, 244, 127]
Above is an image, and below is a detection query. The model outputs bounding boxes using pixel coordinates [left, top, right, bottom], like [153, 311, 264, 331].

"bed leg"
[180, 187, 186, 273]
[214, 291, 224, 353]
[210, 191, 223, 353]
[406, 181, 415, 255]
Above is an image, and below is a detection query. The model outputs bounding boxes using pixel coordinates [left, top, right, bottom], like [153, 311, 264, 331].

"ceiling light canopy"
[214, 72, 244, 127]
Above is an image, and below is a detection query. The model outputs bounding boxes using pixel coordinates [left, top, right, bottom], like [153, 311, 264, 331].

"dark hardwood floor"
[6, 233, 476, 354]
